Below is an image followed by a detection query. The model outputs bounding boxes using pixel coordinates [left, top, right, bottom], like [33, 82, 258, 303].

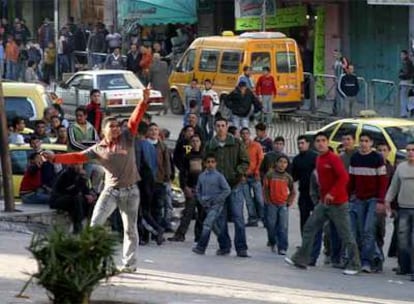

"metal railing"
[368, 79, 397, 116]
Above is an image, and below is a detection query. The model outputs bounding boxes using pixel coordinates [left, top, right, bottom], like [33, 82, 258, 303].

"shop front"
[117, 0, 197, 55]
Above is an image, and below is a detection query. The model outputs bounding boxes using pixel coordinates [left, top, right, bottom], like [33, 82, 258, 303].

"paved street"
[0, 206, 412, 304]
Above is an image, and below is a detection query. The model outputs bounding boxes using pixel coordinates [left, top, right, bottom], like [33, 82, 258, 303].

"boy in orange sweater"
[263, 155, 295, 255]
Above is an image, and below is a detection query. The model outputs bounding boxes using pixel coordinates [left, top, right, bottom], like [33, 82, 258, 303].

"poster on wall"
[235, 3, 307, 31]
[235, 0, 276, 18]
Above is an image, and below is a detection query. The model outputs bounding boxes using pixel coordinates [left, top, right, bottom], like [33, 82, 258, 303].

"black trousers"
[50, 193, 90, 233]
[298, 194, 315, 235]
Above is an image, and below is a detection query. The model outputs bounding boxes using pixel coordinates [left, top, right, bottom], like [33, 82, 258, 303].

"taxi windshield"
[384, 125, 414, 150]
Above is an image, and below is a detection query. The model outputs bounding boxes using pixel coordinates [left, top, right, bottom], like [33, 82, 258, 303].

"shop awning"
[118, 0, 197, 25]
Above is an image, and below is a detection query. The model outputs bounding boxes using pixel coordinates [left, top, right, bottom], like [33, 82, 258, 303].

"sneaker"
[167, 235, 185, 242]
[192, 247, 205, 255]
[332, 262, 345, 269]
[284, 257, 307, 269]
[237, 250, 251, 258]
[343, 269, 359, 275]
[270, 245, 276, 253]
[278, 250, 287, 256]
[361, 265, 372, 273]
[120, 265, 137, 273]
[216, 249, 231, 256]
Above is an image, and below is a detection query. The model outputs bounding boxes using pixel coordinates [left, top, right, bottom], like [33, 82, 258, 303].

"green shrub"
[22, 226, 119, 304]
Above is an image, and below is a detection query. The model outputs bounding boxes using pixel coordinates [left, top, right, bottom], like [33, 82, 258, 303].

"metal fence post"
[368, 80, 374, 109]
[309, 74, 317, 114]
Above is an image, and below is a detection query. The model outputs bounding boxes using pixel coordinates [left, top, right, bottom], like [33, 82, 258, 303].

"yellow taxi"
[3, 82, 56, 124]
[305, 114, 414, 164]
[9, 143, 67, 198]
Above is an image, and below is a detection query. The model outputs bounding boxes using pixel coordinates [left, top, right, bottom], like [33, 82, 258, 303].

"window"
[385, 125, 414, 150]
[67, 75, 84, 87]
[220, 51, 242, 74]
[199, 50, 219, 72]
[177, 49, 196, 72]
[5, 97, 35, 120]
[10, 150, 30, 175]
[323, 124, 338, 139]
[251, 52, 271, 73]
[276, 52, 297, 73]
[332, 123, 358, 142]
[78, 78, 93, 90]
[97, 73, 144, 90]
[362, 125, 387, 146]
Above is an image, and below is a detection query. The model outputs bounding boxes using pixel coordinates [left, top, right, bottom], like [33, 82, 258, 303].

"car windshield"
[385, 125, 414, 150]
[97, 73, 144, 90]
[5, 97, 35, 120]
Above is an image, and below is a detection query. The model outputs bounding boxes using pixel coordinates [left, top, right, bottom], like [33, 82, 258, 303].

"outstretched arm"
[128, 88, 151, 136]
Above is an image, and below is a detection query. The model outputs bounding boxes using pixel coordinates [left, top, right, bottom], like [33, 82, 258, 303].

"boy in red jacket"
[285, 131, 361, 275]
[256, 67, 276, 126]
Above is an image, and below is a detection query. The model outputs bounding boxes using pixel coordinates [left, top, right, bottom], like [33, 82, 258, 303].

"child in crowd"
[263, 155, 296, 255]
[192, 153, 231, 255]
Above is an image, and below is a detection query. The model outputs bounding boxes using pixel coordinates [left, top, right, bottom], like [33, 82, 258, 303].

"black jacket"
[126, 51, 142, 74]
[399, 58, 414, 80]
[50, 168, 90, 209]
[225, 87, 257, 117]
[292, 150, 318, 194]
[338, 73, 359, 97]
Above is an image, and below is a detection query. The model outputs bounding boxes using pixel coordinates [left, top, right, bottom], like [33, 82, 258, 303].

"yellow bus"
[169, 31, 304, 114]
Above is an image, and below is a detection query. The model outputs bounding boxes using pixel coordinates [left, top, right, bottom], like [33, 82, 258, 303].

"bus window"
[199, 50, 219, 72]
[251, 52, 271, 73]
[220, 51, 242, 74]
[177, 49, 196, 72]
[276, 52, 297, 73]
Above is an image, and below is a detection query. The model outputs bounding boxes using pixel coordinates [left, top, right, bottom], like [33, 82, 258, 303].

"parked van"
[169, 31, 304, 114]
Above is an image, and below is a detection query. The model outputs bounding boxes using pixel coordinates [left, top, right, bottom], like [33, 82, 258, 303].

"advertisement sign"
[368, 0, 414, 5]
[235, 0, 276, 18]
[235, 4, 307, 31]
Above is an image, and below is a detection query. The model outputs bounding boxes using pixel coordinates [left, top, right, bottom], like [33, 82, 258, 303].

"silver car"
[55, 70, 164, 114]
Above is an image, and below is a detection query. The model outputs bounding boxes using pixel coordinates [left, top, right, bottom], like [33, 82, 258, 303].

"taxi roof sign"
[239, 32, 286, 39]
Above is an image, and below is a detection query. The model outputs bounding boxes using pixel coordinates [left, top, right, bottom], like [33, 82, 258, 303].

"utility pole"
[0, 81, 15, 211]
[261, 0, 267, 31]
[54, 0, 59, 81]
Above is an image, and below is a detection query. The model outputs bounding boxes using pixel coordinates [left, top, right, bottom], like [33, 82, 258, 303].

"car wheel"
[170, 91, 184, 115]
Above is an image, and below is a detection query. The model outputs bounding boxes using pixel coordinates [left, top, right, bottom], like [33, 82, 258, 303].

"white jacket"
[201, 89, 220, 115]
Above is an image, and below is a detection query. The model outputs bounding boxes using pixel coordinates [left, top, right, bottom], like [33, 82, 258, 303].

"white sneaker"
[343, 269, 359, 275]
[361, 265, 372, 273]
[284, 257, 295, 266]
[120, 265, 137, 273]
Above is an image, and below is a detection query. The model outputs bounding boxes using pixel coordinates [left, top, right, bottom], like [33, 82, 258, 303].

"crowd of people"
[0, 16, 174, 90]
[6, 82, 413, 279]
[3, 22, 413, 277]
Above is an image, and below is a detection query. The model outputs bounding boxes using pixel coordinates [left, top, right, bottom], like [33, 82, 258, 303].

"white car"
[55, 70, 164, 114]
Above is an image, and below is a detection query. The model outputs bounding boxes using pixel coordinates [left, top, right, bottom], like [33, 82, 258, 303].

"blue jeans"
[265, 203, 289, 251]
[261, 95, 273, 125]
[217, 185, 248, 252]
[397, 208, 414, 274]
[6, 60, 17, 80]
[400, 80, 410, 117]
[196, 204, 224, 251]
[59, 54, 70, 74]
[232, 115, 249, 129]
[200, 113, 214, 140]
[21, 191, 50, 204]
[349, 198, 377, 267]
[241, 177, 264, 223]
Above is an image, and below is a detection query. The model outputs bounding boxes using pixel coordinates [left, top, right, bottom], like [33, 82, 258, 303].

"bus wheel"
[170, 91, 184, 115]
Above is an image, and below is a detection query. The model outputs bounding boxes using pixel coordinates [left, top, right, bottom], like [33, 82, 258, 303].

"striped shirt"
[349, 151, 388, 202]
